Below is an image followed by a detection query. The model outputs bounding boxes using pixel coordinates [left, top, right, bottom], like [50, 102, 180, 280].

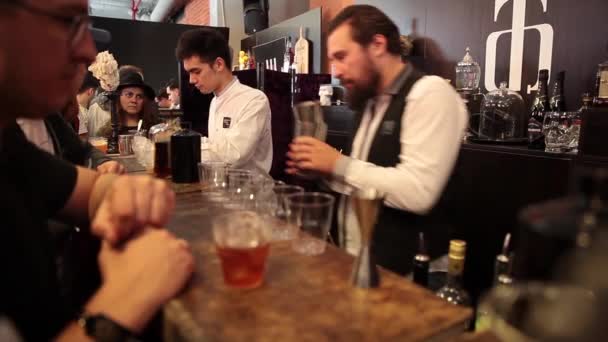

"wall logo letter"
[485, 0, 554, 94]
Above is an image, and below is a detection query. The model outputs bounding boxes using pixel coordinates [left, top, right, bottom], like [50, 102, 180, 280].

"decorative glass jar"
[477, 82, 527, 141]
[455, 47, 481, 92]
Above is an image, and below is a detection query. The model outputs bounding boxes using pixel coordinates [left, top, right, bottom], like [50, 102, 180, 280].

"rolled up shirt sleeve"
[332, 77, 468, 214]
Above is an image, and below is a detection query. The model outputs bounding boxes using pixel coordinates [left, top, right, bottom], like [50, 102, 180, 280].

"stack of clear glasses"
[198, 162, 335, 256]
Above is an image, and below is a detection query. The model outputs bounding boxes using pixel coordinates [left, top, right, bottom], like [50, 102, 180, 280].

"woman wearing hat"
[97, 72, 159, 137]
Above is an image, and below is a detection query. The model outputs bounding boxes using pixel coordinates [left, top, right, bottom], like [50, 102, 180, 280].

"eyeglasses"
[8, 2, 92, 51]
[121, 91, 145, 101]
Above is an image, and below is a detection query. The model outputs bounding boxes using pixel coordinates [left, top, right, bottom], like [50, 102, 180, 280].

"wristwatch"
[78, 313, 141, 342]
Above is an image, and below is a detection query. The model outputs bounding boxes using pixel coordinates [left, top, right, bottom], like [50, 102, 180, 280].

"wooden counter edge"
[163, 298, 474, 342]
[163, 299, 204, 341]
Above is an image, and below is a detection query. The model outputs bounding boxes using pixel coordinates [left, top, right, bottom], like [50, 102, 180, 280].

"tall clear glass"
[286, 192, 335, 255]
[265, 185, 304, 241]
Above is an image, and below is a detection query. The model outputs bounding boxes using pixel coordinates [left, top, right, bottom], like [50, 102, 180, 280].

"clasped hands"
[91, 175, 175, 245]
[87, 175, 194, 333]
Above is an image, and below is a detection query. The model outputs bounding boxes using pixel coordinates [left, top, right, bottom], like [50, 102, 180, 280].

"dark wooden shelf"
[461, 141, 576, 160]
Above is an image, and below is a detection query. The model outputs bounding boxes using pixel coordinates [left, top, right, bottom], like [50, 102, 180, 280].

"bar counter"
[161, 185, 472, 341]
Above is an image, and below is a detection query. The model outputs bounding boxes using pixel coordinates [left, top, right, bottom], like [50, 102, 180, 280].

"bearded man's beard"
[345, 65, 380, 112]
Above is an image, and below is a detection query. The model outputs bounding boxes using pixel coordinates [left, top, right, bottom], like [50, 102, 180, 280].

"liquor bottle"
[287, 36, 294, 65]
[248, 49, 255, 69]
[436, 240, 471, 306]
[412, 232, 430, 288]
[290, 62, 298, 108]
[282, 36, 293, 72]
[475, 234, 512, 332]
[577, 169, 608, 248]
[493, 233, 513, 286]
[580, 92, 594, 112]
[294, 26, 310, 74]
[568, 93, 593, 153]
[555, 169, 608, 286]
[528, 69, 550, 150]
[593, 59, 608, 107]
[550, 71, 566, 112]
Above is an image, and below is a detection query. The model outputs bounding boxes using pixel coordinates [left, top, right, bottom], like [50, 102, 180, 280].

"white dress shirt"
[86, 102, 110, 137]
[16, 118, 55, 155]
[77, 104, 89, 136]
[207, 77, 273, 173]
[330, 71, 468, 255]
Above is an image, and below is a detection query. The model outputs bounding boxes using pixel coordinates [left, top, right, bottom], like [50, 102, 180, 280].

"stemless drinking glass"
[558, 112, 579, 153]
[118, 134, 134, 156]
[265, 185, 304, 241]
[198, 161, 229, 203]
[89, 137, 108, 154]
[141, 140, 154, 171]
[132, 131, 148, 159]
[198, 161, 227, 190]
[226, 170, 255, 209]
[286, 192, 335, 255]
[213, 211, 272, 289]
[227, 170, 253, 194]
[566, 111, 582, 153]
[543, 112, 574, 153]
[249, 175, 275, 211]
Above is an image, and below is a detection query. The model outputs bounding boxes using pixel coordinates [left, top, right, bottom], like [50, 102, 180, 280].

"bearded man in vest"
[286, 5, 468, 276]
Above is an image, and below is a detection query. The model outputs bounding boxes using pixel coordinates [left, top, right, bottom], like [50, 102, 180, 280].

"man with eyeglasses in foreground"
[0, 1, 194, 341]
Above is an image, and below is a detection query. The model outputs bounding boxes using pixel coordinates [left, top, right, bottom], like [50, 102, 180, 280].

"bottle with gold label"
[294, 26, 309, 74]
[436, 240, 471, 306]
[593, 59, 608, 106]
[475, 234, 513, 332]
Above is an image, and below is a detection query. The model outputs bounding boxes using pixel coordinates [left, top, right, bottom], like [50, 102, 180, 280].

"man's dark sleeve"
[45, 113, 110, 168]
[1, 124, 80, 340]
[46, 113, 88, 165]
[4, 122, 78, 217]
[86, 143, 112, 168]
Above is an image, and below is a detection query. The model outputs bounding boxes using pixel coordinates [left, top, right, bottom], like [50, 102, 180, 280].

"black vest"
[351, 68, 450, 276]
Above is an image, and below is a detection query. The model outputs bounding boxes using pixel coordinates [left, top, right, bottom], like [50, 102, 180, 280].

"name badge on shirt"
[380, 120, 396, 136]
[222, 117, 231, 128]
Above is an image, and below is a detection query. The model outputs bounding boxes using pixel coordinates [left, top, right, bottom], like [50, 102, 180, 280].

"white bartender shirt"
[208, 77, 273, 173]
[86, 102, 110, 137]
[329, 68, 468, 255]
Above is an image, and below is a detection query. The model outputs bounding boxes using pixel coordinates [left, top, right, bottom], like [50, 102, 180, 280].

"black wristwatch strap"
[78, 313, 142, 342]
